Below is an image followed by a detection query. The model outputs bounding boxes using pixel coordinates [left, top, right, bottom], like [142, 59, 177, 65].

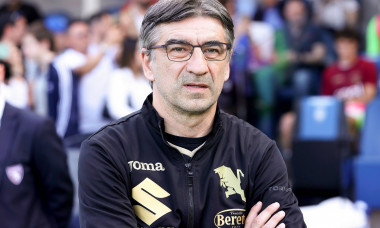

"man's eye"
[204, 47, 221, 54]
[168, 45, 189, 53]
[172, 47, 186, 52]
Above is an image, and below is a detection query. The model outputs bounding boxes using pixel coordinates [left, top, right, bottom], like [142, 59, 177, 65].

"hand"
[244, 202, 286, 228]
[286, 51, 298, 63]
[104, 25, 123, 46]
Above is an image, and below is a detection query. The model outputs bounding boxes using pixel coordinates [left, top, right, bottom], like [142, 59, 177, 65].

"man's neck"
[37, 51, 55, 71]
[1, 38, 15, 46]
[338, 56, 358, 69]
[152, 96, 216, 138]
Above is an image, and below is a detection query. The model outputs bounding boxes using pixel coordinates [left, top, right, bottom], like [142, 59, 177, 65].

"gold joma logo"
[214, 165, 246, 202]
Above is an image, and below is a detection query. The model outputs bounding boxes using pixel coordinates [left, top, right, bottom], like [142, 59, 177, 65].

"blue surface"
[299, 96, 340, 140]
[354, 97, 380, 209]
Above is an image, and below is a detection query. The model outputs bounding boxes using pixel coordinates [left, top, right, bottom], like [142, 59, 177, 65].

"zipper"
[185, 162, 194, 228]
[157, 121, 223, 228]
[158, 123, 195, 227]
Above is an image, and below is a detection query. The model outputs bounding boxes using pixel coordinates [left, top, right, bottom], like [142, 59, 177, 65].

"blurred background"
[0, 0, 379, 227]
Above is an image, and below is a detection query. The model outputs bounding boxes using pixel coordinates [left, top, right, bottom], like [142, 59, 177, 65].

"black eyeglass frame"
[148, 42, 232, 62]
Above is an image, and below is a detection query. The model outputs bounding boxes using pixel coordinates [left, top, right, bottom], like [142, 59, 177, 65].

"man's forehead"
[156, 17, 227, 44]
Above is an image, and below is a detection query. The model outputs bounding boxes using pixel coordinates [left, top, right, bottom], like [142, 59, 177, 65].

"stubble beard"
[156, 73, 219, 116]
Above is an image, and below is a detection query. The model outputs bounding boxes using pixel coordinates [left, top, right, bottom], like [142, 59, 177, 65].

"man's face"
[22, 33, 40, 60]
[9, 17, 26, 45]
[336, 38, 358, 61]
[142, 16, 231, 115]
[67, 22, 89, 53]
[284, 0, 306, 26]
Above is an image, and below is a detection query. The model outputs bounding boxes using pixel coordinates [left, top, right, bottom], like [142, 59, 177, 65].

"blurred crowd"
[0, 0, 379, 150]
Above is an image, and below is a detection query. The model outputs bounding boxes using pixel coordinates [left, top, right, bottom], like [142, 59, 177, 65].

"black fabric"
[0, 103, 73, 228]
[79, 94, 306, 227]
[64, 71, 80, 138]
[47, 63, 60, 122]
[165, 132, 209, 151]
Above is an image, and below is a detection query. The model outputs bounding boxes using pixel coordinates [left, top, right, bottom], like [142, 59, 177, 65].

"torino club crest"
[214, 165, 246, 202]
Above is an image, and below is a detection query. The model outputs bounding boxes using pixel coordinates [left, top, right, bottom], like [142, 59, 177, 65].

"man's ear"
[141, 48, 155, 82]
[224, 63, 230, 82]
[0, 64, 4, 84]
[224, 49, 232, 81]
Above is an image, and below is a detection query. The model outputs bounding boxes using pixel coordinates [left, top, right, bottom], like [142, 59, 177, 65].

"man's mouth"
[184, 83, 209, 89]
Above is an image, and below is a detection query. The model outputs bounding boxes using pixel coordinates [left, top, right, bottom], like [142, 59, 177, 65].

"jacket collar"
[141, 93, 223, 136]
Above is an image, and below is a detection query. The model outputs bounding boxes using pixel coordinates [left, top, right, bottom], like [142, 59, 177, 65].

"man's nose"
[186, 47, 208, 76]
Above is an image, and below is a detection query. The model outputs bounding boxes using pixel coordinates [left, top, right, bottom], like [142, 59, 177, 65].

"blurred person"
[79, 0, 306, 227]
[282, 0, 326, 98]
[249, 0, 289, 137]
[366, 5, 380, 83]
[53, 19, 121, 138]
[312, 0, 359, 65]
[218, 0, 255, 122]
[22, 22, 59, 118]
[0, 11, 26, 47]
[0, 11, 29, 108]
[322, 29, 378, 131]
[0, 59, 74, 228]
[44, 13, 70, 54]
[0, 10, 26, 73]
[252, 0, 285, 30]
[236, 0, 257, 20]
[0, 0, 41, 24]
[313, 0, 359, 33]
[118, 10, 139, 38]
[88, 10, 114, 55]
[107, 36, 151, 120]
[120, 0, 157, 34]
[279, 29, 378, 154]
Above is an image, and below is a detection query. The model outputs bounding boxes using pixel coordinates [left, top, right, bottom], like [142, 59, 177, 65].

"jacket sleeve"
[249, 141, 306, 228]
[78, 138, 137, 228]
[32, 118, 74, 228]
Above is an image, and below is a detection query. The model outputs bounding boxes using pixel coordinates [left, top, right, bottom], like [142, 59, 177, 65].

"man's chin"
[177, 100, 216, 115]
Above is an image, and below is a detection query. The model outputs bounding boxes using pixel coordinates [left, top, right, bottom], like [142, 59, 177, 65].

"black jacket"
[0, 103, 73, 228]
[79, 95, 306, 227]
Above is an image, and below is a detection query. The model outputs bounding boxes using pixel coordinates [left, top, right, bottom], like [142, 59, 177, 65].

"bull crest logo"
[214, 165, 246, 202]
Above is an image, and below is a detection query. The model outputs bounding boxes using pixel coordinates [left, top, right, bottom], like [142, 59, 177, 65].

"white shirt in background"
[78, 46, 117, 134]
[107, 67, 151, 120]
[3, 77, 29, 109]
[314, 0, 359, 31]
[53, 48, 86, 137]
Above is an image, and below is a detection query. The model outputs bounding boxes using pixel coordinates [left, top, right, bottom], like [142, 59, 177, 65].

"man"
[322, 29, 377, 102]
[282, 0, 326, 97]
[322, 29, 378, 131]
[52, 19, 120, 138]
[0, 11, 28, 108]
[120, 0, 157, 35]
[79, 0, 306, 227]
[0, 10, 26, 47]
[0, 59, 74, 228]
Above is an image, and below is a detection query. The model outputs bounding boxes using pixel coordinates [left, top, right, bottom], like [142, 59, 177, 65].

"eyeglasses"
[148, 42, 232, 62]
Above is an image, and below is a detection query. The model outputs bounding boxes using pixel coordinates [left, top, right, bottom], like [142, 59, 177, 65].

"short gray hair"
[139, 0, 234, 52]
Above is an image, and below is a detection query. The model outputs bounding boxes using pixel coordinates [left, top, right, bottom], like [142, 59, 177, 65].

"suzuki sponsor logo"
[132, 178, 171, 225]
[214, 209, 246, 227]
